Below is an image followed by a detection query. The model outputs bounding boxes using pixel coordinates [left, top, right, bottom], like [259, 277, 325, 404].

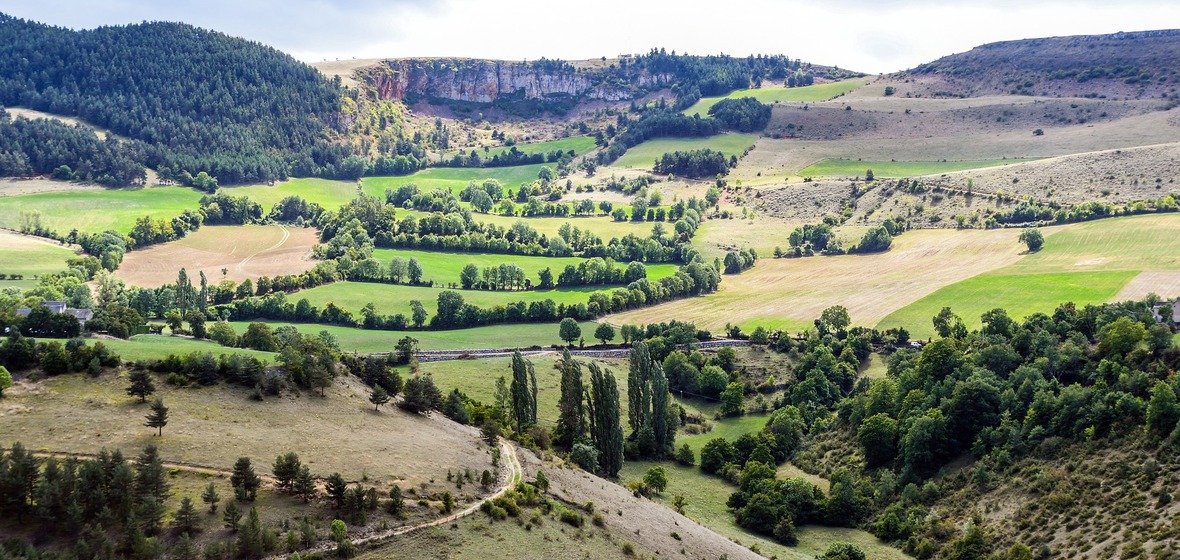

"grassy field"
[223, 320, 602, 352]
[0, 229, 76, 288]
[291, 281, 606, 317]
[678, 414, 769, 455]
[0, 186, 204, 234]
[362, 164, 549, 197]
[877, 271, 1137, 339]
[93, 334, 278, 362]
[442, 136, 596, 159]
[223, 177, 360, 211]
[469, 211, 661, 239]
[617, 461, 907, 560]
[0, 371, 489, 485]
[369, 248, 679, 287]
[683, 79, 867, 116]
[798, 158, 1039, 178]
[612, 133, 758, 169]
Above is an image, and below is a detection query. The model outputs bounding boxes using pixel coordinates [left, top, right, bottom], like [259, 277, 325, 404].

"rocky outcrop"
[359, 58, 671, 104]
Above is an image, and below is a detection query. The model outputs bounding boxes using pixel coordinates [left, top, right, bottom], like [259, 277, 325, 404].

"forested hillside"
[0, 14, 345, 184]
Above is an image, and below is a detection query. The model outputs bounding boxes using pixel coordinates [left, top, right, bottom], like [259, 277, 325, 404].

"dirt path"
[236, 223, 289, 273]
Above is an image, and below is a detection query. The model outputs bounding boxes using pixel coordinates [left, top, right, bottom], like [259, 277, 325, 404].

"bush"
[559, 508, 584, 527]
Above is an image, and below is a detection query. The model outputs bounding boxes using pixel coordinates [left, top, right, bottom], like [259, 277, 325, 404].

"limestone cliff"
[357, 58, 672, 105]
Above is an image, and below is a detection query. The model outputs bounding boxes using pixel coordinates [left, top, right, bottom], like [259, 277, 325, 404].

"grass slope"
[94, 334, 278, 362]
[798, 158, 1038, 178]
[362, 164, 549, 197]
[223, 177, 359, 211]
[223, 320, 601, 352]
[683, 79, 867, 116]
[613, 133, 758, 169]
[369, 248, 679, 287]
[617, 461, 908, 560]
[0, 230, 76, 288]
[0, 186, 204, 235]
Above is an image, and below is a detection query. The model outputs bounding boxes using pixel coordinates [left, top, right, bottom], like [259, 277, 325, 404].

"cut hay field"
[610, 227, 1026, 332]
[617, 461, 908, 560]
[612, 133, 758, 169]
[880, 214, 1180, 337]
[291, 281, 604, 317]
[0, 229, 76, 288]
[117, 224, 318, 288]
[622, 214, 1180, 336]
[369, 248, 679, 286]
[683, 79, 867, 116]
[0, 186, 204, 235]
[469, 211, 660, 239]
[0, 371, 488, 486]
[798, 158, 1038, 178]
[223, 320, 601, 353]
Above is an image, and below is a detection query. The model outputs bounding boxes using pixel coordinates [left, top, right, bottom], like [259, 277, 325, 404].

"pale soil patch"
[1115, 270, 1180, 300]
[0, 177, 104, 197]
[117, 224, 318, 288]
[309, 58, 385, 88]
[5, 106, 123, 140]
[609, 227, 1025, 331]
[517, 452, 763, 560]
[2, 371, 490, 491]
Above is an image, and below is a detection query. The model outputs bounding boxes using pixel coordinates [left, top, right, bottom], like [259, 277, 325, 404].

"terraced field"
[612, 133, 758, 169]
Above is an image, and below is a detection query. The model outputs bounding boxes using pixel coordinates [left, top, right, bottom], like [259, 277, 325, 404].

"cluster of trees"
[1, 333, 120, 374]
[783, 218, 903, 257]
[708, 97, 772, 132]
[438, 146, 575, 169]
[653, 149, 733, 178]
[556, 259, 648, 287]
[0, 15, 347, 185]
[0, 110, 146, 186]
[723, 248, 758, 274]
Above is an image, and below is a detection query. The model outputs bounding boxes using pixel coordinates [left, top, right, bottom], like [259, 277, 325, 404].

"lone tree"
[0, 366, 11, 398]
[559, 318, 581, 346]
[594, 323, 616, 345]
[201, 481, 221, 513]
[231, 457, 261, 501]
[1018, 228, 1044, 252]
[126, 369, 156, 403]
[145, 398, 169, 436]
[369, 385, 391, 411]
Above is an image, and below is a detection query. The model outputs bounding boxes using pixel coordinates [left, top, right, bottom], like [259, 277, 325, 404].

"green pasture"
[798, 158, 1039, 178]
[0, 231, 76, 287]
[441, 136, 595, 159]
[1004, 214, 1180, 275]
[878, 271, 1136, 339]
[223, 177, 360, 211]
[223, 320, 600, 353]
[362, 164, 549, 197]
[617, 461, 907, 560]
[82, 335, 277, 362]
[683, 79, 867, 116]
[470, 212, 663, 239]
[0, 186, 203, 235]
[677, 413, 770, 455]
[369, 248, 679, 286]
[291, 281, 607, 317]
[612, 133, 758, 169]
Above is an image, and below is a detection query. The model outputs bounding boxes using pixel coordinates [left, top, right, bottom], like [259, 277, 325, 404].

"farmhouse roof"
[16, 301, 93, 323]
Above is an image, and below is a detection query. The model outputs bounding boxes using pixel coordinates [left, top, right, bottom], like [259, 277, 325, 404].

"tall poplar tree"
[587, 363, 624, 477]
[554, 350, 585, 448]
[628, 341, 655, 435]
[509, 350, 537, 430]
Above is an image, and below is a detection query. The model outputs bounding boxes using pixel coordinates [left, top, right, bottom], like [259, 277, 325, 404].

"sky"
[2, 0, 1179, 74]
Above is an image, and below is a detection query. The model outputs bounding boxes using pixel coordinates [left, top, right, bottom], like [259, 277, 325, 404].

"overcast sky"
[2, 0, 1179, 74]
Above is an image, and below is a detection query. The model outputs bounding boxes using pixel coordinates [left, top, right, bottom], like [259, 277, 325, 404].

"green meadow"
[798, 158, 1039, 178]
[878, 270, 1136, 339]
[1003, 214, 1180, 275]
[683, 79, 867, 116]
[90, 334, 277, 362]
[362, 164, 549, 197]
[677, 413, 770, 454]
[0, 230, 76, 288]
[223, 177, 360, 210]
[612, 133, 759, 169]
[290, 281, 607, 317]
[222, 320, 601, 353]
[0, 186, 204, 234]
[369, 248, 679, 286]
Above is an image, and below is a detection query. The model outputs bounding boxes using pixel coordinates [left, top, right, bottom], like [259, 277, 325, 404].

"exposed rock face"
[361, 58, 671, 104]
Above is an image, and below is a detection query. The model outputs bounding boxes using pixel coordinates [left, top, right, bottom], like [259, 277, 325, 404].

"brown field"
[117, 224, 318, 288]
[0, 371, 490, 491]
[609, 226, 1026, 331]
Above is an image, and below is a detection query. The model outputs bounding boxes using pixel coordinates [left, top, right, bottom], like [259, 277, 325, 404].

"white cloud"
[2, 0, 1179, 73]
